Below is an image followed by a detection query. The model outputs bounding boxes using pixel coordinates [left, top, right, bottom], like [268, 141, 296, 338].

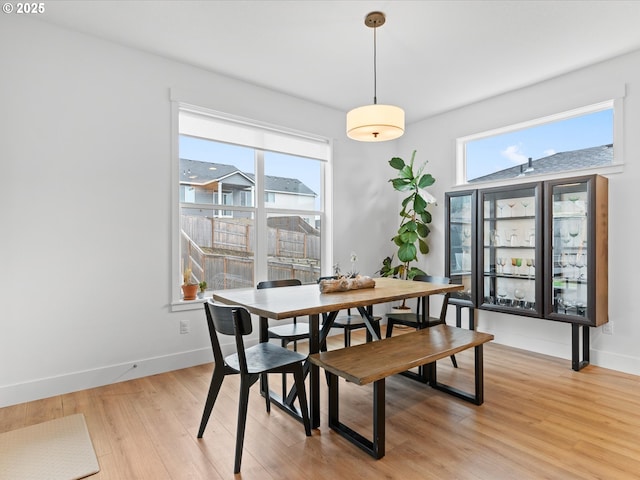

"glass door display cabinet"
[477, 182, 543, 318]
[543, 175, 608, 327]
[445, 174, 608, 371]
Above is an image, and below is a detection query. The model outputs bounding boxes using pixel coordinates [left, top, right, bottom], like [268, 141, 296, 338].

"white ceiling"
[37, 0, 640, 123]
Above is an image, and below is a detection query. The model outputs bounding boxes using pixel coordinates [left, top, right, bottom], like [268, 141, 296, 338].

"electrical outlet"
[602, 322, 613, 335]
[180, 319, 190, 334]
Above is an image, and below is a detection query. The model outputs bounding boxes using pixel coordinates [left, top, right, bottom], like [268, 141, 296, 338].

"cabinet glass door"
[544, 175, 607, 326]
[478, 182, 542, 316]
[445, 190, 476, 306]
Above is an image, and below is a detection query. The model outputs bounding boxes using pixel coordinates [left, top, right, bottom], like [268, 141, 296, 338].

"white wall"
[0, 17, 394, 407]
[400, 49, 640, 375]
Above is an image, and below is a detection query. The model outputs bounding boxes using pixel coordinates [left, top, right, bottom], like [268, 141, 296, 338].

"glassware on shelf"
[490, 229, 501, 246]
[526, 258, 533, 276]
[507, 201, 516, 217]
[521, 200, 530, 216]
[497, 257, 506, 274]
[509, 229, 518, 246]
[575, 253, 586, 279]
[568, 218, 581, 247]
[497, 287, 507, 305]
[497, 203, 505, 218]
[567, 253, 577, 278]
[514, 288, 525, 307]
[559, 253, 568, 277]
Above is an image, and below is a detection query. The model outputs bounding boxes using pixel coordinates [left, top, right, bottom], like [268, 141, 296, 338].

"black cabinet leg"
[572, 324, 590, 371]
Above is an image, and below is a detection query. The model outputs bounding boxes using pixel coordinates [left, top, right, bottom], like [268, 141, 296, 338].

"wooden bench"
[308, 324, 494, 459]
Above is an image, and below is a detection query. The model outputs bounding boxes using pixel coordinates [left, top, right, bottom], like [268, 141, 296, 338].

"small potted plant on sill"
[181, 267, 198, 301]
[197, 281, 207, 299]
[381, 150, 436, 310]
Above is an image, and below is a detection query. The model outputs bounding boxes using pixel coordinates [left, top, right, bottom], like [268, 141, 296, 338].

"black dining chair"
[385, 275, 458, 368]
[197, 300, 311, 474]
[317, 276, 382, 347]
[257, 279, 309, 399]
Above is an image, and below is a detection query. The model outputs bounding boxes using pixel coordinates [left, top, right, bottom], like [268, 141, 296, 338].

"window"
[457, 101, 619, 185]
[173, 104, 331, 307]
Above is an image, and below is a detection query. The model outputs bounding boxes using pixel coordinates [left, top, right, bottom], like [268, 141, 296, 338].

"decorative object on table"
[319, 275, 375, 293]
[380, 150, 436, 308]
[197, 281, 207, 299]
[181, 267, 198, 300]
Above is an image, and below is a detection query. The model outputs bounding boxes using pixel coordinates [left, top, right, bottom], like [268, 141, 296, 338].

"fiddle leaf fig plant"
[385, 150, 436, 281]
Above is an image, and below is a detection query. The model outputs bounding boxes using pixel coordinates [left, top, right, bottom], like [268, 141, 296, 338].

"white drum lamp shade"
[346, 104, 405, 142]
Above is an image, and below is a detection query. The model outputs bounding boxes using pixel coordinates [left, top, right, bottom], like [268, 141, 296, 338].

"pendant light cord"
[373, 25, 377, 105]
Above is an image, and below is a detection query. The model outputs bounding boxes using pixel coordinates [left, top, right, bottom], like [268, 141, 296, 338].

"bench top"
[308, 325, 494, 385]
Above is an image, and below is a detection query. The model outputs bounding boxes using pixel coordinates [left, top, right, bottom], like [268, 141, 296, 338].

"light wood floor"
[2, 331, 640, 480]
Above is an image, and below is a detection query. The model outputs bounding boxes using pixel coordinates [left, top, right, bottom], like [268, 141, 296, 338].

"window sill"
[171, 296, 209, 312]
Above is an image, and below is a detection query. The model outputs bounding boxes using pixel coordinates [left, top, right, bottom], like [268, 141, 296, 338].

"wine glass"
[463, 226, 472, 245]
[511, 257, 518, 275]
[575, 253, 586, 279]
[568, 194, 580, 213]
[516, 258, 523, 275]
[568, 219, 581, 247]
[509, 229, 518, 247]
[497, 257, 506, 274]
[497, 203, 505, 218]
[507, 201, 516, 217]
[567, 253, 577, 278]
[526, 258, 533, 276]
[497, 287, 507, 305]
[521, 199, 530, 216]
[514, 288, 525, 307]
[559, 253, 568, 277]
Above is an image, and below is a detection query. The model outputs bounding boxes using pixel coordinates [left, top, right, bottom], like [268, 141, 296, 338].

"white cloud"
[501, 144, 527, 164]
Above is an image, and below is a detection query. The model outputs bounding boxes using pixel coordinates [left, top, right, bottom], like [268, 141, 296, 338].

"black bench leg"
[429, 344, 485, 405]
[327, 373, 386, 459]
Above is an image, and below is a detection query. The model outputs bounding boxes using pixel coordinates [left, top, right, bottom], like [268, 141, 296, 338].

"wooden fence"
[180, 215, 321, 289]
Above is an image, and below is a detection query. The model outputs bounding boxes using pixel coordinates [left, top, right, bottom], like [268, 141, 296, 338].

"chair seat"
[225, 342, 308, 374]
[267, 322, 312, 341]
[333, 315, 382, 328]
[386, 312, 441, 328]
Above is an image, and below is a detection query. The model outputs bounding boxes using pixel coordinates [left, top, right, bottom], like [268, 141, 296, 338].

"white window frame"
[455, 98, 625, 188]
[170, 99, 332, 311]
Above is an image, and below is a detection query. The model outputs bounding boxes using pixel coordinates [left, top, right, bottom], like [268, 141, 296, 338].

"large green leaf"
[414, 193, 427, 213]
[407, 266, 427, 280]
[398, 243, 417, 262]
[389, 157, 405, 170]
[399, 165, 414, 179]
[391, 178, 412, 191]
[418, 173, 435, 188]
[400, 230, 418, 244]
[416, 222, 430, 238]
[419, 238, 429, 255]
[420, 210, 432, 224]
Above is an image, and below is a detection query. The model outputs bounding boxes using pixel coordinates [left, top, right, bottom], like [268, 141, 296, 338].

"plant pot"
[197, 291, 205, 299]
[182, 284, 198, 301]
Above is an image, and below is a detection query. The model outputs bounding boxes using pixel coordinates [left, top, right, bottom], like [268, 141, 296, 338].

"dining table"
[212, 276, 464, 429]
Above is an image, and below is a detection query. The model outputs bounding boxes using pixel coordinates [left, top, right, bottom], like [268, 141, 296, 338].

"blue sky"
[466, 109, 613, 180]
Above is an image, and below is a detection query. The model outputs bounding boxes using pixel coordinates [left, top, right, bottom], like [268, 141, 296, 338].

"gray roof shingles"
[179, 158, 316, 196]
[469, 144, 613, 183]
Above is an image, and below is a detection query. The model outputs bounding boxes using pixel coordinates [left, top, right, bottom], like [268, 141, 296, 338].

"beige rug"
[0, 413, 99, 480]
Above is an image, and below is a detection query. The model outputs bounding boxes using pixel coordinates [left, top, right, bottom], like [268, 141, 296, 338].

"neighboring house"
[179, 158, 317, 221]
[469, 144, 613, 183]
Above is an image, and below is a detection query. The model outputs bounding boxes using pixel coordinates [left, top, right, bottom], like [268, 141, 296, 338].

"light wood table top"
[212, 276, 464, 319]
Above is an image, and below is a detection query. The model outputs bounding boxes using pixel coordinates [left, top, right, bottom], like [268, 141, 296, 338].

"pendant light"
[346, 11, 405, 142]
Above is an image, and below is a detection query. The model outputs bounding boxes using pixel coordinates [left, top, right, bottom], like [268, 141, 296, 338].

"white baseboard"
[0, 347, 214, 408]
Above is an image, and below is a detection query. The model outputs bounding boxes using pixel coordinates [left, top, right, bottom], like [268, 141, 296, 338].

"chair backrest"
[204, 300, 253, 371]
[413, 275, 451, 323]
[257, 278, 302, 289]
